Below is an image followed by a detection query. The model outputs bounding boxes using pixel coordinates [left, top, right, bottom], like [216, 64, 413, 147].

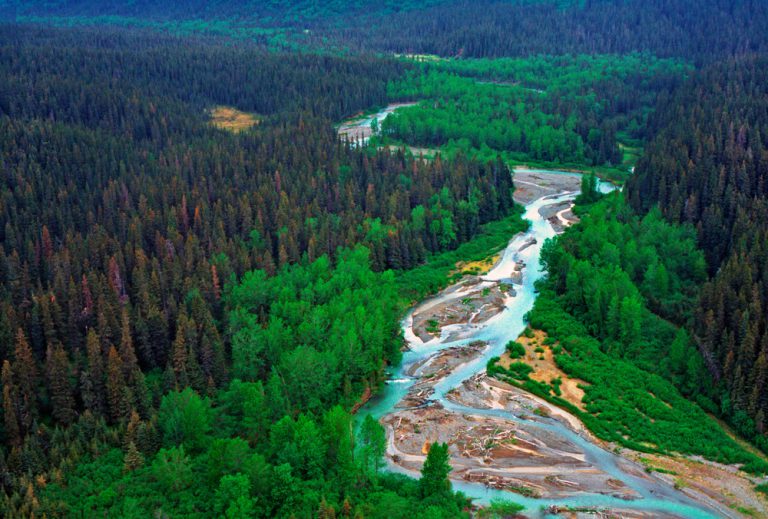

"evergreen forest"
[2, 1, 768, 517]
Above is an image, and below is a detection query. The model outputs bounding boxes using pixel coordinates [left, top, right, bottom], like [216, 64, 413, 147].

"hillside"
[5, 0, 768, 62]
[4, 2, 768, 518]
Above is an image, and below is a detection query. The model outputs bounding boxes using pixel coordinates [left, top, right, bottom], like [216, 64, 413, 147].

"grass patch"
[425, 319, 440, 334]
[475, 499, 525, 518]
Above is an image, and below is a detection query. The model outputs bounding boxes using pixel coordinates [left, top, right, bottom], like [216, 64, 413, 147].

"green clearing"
[372, 54, 690, 182]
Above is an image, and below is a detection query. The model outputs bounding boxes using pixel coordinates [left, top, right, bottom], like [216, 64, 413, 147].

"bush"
[505, 341, 526, 359]
[506, 362, 533, 381]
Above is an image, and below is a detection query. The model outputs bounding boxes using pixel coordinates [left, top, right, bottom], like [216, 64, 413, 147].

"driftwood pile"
[544, 474, 580, 489]
[457, 425, 516, 462]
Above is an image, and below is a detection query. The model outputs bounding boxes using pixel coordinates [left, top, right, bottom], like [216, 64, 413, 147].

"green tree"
[214, 473, 255, 519]
[158, 387, 212, 451]
[322, 406, 356, 488]
[419, 442, 452, 498]
[152, 446, 193, 492]
[359, 415, 386, 478]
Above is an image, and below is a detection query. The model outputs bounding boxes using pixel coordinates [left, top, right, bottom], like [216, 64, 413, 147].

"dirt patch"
[623, 451, 768, 518]
[209, 106, 259, 133]
[499, 329, 587, 411]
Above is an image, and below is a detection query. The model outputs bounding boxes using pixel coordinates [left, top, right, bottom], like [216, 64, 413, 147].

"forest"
[7, 0, 768, 63]
[3, 1, 768, 517]
[378, 54, 685, 176]
[627, 56, 768, 446]
[0, 26, 516, 516]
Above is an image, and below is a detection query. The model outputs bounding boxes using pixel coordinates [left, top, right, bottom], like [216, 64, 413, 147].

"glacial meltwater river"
[358, 172, 724, 518]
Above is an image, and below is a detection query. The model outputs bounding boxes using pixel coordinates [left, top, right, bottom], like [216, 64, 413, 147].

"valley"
[361, 170, 761, 517]
[3, 3, 768, 518]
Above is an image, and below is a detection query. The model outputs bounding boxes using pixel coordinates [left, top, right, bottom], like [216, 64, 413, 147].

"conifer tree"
[45, 343, 76, 425]
[123, 441, 145, 472]
[13, 329, 37, 425]
[2, 360, 21, 445]
[419, 442, 452, 498]
[106, 345, 127, 423]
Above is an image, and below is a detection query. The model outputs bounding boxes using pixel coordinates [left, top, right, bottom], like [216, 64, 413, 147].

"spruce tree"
[419, 442, 452, 498]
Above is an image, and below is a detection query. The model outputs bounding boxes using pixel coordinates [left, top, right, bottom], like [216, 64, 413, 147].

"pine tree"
[119, 308, 140, 379]
[45, 343, 76, 425]
[341, 498, 352, 517]
[13, 328, 38, 426]
[318, 498, 337, 519]
[419, 442, 452, 498]
[84, 329, 106, 415]
[106, 345, 127, 423]
[124, 410, 141, 449]
[170, 315, 189, 389]
[2, 360, 21, 445]
[123, 441, 144, 472]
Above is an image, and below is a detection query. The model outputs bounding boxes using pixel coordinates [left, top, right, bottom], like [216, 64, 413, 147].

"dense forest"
[379, 54, 685, 173]
[334, 0, 768, 63]
[0, 27, 516, 516]
[3, 0, 768, 516]
[627, 57, 768, 446]
[2, 0, 445, 25]
[7, 0, 768, 63]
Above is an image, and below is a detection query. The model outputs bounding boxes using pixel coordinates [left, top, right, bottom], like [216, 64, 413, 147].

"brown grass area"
[452, 253, 500, 277]
[498, 329, 587, 411]
[209, 106, 259, 133]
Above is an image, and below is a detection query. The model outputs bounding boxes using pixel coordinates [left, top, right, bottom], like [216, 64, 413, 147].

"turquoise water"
[359, 180, 724, 518]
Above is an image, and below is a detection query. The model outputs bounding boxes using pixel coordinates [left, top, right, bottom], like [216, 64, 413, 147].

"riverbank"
[497, 328, 768, 518]
[336, 102, 417, 142]
[362, 175, 731, 518]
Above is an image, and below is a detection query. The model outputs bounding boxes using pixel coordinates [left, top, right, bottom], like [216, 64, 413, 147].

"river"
[337, 103, 417, 145]
[358, 174, 724, 518]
